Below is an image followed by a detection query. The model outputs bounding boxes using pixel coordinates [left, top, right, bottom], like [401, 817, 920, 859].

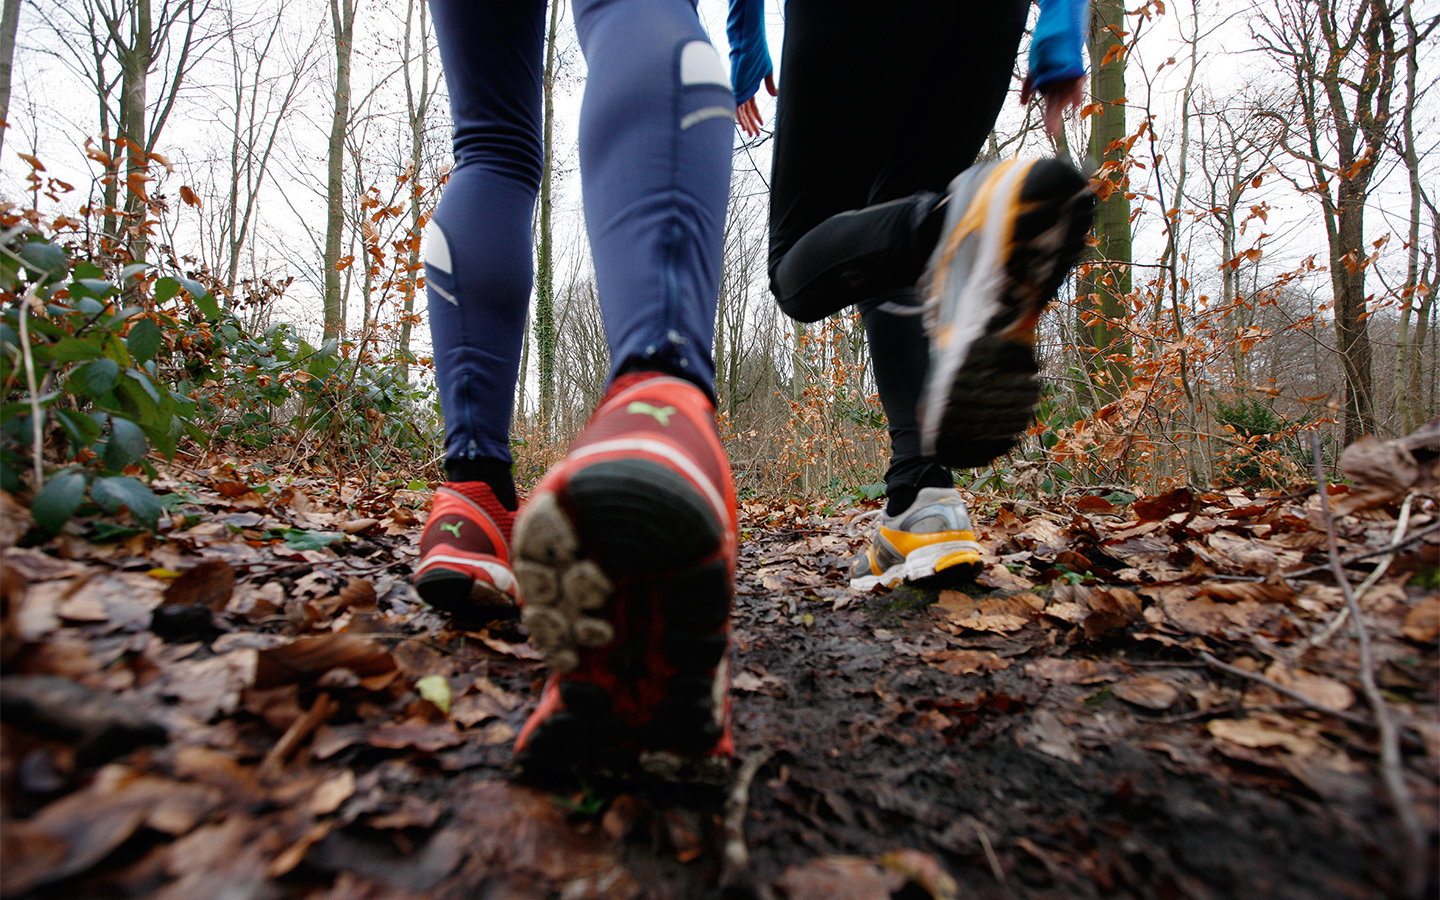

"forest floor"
[1, 430, 1438, 900]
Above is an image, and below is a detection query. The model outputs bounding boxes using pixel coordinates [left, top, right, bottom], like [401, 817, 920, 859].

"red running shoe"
[511, 373, 736, 774]
[413, 482, 519, 618]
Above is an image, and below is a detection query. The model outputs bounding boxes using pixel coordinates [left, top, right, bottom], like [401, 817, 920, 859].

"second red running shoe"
[413, 482, 519, 620]
[511, 372, 737, 775]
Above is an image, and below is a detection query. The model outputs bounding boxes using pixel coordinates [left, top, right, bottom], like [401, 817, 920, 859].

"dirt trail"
[0, 463, 1436, 899]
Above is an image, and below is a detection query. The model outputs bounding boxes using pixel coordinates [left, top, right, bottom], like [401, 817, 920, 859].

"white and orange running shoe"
[849, 487, 983, 591]
[510, 372, 736, 775]
[920, 157, 1095, 469]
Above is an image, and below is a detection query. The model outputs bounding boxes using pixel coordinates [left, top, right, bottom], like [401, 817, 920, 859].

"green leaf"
[280, 529, 343, 550]
[416, 675, 452, 714]
[55, 407, 102, 449]
[175, 275, 206, 299]
[106, 305, 145, 329]
[90, 475, 163, 529]
[195, 292, 220, 321]
[0, 256, 17, 293]
[89, 520, 146, 542]
[154, 277, 180, 303]
[18, 241, 68, 283]
[76, 278, 117, 298]
[48, 336, 105, 363]
[127, 318, 162, 363]
[119, 262, 149, 283]
[80, 357, 121, 396]
[32, 468, 88, 533]
[102, 417, 148, 472]
[124, 369, 162, 403]
[73, 261, 105, 280]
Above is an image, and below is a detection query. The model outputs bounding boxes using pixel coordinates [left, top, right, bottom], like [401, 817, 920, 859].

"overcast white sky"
[5, 0, 1436, 392]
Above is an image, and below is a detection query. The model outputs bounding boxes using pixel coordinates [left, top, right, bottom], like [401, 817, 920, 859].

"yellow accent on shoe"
[933, 159, 1029, 284]
[865, 548, 882, 577]
[879, 526, 979, 557]
[935, 547, 983, 572]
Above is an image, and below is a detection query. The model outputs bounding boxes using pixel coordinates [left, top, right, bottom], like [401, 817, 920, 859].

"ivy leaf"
[127, 318, 162, 364]
[32, 468, 88, 533]
[102, 416, 149, 472]
[90, 475, 163, 530]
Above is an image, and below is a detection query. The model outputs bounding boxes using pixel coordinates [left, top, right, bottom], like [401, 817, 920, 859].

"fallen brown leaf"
[1112, 675, 1180, 710]
[162, 560, 236, 611]
[775, 856, 906, 900]
[367, 719, 463, 752]
[1209, 716, 1319, 757]
[254, 635, 398, 690]
[1262, 663, 1355, 711]
[922, 649, 1011, 676]
[1023, 658, 1120, 685]
[1403, 596, 1439, 644]
[1082, 586, 1143, 639]
[1133, 488, 1193, 521]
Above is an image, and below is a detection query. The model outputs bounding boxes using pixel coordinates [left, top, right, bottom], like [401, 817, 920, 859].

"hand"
[737, 72, 777, 138]
[1021, 74, 1085, 139]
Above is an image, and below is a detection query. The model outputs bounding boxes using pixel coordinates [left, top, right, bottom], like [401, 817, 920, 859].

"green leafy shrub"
[1, 226, 208, 532]
[1211, 396, 1311, 488]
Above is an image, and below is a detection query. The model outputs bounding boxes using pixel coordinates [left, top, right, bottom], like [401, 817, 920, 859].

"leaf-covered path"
[1, 434, 1437, 899]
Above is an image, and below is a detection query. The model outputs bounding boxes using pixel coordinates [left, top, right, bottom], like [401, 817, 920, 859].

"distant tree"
[1257, 0, 1401, 442]
[534, 0, 564, 433]
[46, 0, 221, 265]
[1392, 0, 1439, 432]
[1076, 0, 1134, 402]
[322, 0, 355, 339]
[0, 0, 20, 161]
[398, 0, 440, 384]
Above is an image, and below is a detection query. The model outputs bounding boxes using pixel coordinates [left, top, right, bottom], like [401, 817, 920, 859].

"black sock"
[444, 457, 518, 511]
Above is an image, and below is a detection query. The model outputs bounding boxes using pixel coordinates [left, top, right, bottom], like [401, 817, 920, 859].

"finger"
[764, 72, 777, 96]
[739, 101, 761, 137]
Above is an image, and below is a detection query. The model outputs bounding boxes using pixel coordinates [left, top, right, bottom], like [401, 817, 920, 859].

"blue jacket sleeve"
[1029, 0, 1089, 93]
[726, 0, 772, 105]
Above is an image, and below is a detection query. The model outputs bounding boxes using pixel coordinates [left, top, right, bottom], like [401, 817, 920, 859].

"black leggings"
[767, 0, 1029, 491]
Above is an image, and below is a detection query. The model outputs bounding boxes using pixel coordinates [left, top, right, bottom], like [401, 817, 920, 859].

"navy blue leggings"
[425, 0, 735, 477]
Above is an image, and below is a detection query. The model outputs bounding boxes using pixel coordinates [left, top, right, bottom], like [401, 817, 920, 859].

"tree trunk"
[0, 0, 20, 162]
[399, 0, 432, 385]
[535, 0, 562, 434]
[1076, 0, 1132, 402]
[119, 0, 152, 266]
[323, 0, 355, 339]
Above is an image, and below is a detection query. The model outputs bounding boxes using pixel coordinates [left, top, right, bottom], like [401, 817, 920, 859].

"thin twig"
[17, 283, 45, 487]
[1310, 434, 1427, 900]
[719, 747, 776, 900]
[261, 691, 335, 772]
[1307, 493, 1417, 649]
[974, 821, 1012, 898]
